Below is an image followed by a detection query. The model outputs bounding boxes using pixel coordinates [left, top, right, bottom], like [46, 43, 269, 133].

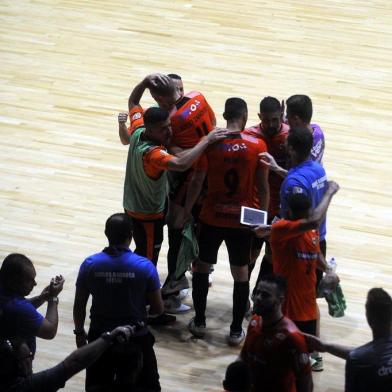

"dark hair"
[167, 73, 182, 80]
[260, 274, 287, 296]
[286, 95, 313, 123]
[150, 78, 176, 97]
[223, 361, 251, 392]
[105, 213, 133, 246]
[287, 193, 311, 217]
[144, 107, 170, 128]
[287, 127, 313, 160]
[259, 96, 281, 113]
[223, 97, 248, 121]
[0, 254, 34, 285]
[366, 288, 392, 326]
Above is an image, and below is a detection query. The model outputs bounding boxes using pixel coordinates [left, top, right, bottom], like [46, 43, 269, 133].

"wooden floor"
[1, 0, 391, 390]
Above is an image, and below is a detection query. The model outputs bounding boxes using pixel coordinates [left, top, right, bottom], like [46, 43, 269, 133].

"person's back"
[170, 91, 216, 149]
[270, 218, 318, 322]
[199, 132, 266, 229]
[345, 288, 392, 392]
[280, 127, 327, 240]
[346, 336, 392, 392]
[77, 247, 157, 333]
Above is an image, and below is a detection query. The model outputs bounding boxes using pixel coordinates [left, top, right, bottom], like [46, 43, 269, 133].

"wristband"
[48, 296, 59, 304]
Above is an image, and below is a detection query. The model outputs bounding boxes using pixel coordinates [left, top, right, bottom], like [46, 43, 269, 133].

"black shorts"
[167, 169, 208, 209]
[127, 214, 164, 266]
[294, 319, 317, 336]
[198, 223, 253, 266]
[167, 169, 193, 206]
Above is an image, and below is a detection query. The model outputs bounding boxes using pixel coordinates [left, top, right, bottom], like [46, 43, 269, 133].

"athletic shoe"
[311, 355, 324, 372]
[188, 317, 206, 338]
[164, 295, 191, 314]
[161, 276, 189, 296]
[147, 312, 176, 326]
[227, 329, 245, 346]
[179, 288, 189, 300]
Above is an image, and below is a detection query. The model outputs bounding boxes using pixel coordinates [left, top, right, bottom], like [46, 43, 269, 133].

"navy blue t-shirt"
[280, 160, 328, 240]
[345, 336, 392, 392]
[0, 288, 44, 354]
[76, 247, 160, 333]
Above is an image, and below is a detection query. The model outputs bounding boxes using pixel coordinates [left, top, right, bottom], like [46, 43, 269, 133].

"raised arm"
[128, 73, 170, 111]
[36, 275, 64, 340]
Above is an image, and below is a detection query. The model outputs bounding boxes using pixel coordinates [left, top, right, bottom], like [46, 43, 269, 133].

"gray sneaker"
[161, 276, 189, 296]
[164, 295, 191, 314]
[188, 317, 206, 338]
[227, 329, 245, 346]
[311, 355, 324, 372]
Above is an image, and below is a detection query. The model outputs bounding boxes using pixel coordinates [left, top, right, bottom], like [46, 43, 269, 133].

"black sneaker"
[147, 312, 176, 326]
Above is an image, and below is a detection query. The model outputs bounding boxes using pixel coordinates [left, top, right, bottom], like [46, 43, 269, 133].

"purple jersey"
[310, 123, 325, 164]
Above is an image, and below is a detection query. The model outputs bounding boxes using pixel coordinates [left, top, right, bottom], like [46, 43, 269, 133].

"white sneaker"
[164, 295, 191, 314]
[179, 288, 189, 300]
[161, 276, 189, 296]
[227, 329, 245, 346]
[188, 317, 206, 338]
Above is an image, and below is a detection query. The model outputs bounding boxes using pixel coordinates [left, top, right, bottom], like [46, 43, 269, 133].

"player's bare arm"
[167, 127, 228, 172]
[259, 152, 288, 178]
[128, 73, 170, 111]
[183, 169, 207, 224]
[256, 161, 270, 213]
[303, 333, 353, 360]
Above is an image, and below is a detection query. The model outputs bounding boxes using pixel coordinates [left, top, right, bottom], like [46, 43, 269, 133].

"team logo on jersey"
[250, 319, 258, 327]
[275, 333, 286, 341]
[132, 112, 142, 121]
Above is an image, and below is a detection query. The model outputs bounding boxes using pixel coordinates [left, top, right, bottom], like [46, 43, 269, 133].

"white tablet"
[240, 206, 268, 226]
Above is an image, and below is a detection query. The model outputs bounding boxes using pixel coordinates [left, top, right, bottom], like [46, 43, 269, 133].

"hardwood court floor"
[1, 0, 391, 391]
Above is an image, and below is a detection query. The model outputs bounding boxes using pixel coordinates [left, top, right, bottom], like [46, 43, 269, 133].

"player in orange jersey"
[240, 275, 313, 392]
[244, 97, 289, 288]
[185, 98, 270, 345]
[253, 181, 340, 372]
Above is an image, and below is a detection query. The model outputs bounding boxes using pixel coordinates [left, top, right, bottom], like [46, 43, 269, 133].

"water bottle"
[327, 257, 337, 272]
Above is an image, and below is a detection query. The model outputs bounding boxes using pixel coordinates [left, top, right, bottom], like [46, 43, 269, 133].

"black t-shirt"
[345, 336, 392, 392]
[4, 363, 67, 392]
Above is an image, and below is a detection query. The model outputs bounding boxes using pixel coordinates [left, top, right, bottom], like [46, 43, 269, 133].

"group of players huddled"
[117, 72, 337, 388]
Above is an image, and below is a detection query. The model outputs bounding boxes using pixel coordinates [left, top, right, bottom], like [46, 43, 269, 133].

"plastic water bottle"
[328, 257, 337, 272]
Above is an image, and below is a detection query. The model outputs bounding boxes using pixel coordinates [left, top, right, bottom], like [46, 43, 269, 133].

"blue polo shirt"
[76, 247, 160, 333]
[0, 287, 44, 355]
[280, 160, 328, 240]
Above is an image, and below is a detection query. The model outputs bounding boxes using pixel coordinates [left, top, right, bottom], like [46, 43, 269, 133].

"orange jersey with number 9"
[198, 132, 267, 228]
[170, 91, 216, 149]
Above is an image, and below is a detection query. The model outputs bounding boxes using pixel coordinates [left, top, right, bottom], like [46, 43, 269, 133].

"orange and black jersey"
[170, 91, 216, 149]
[197, 132, 267, 228]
